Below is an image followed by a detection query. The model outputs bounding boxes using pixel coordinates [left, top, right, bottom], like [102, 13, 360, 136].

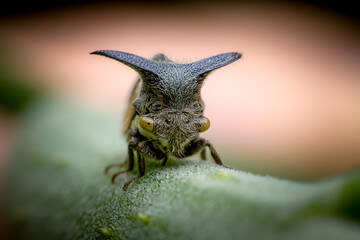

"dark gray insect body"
[91, 50, 241, 191]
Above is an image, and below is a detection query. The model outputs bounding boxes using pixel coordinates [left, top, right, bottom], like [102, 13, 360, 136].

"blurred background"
[0, 0, 359, 236]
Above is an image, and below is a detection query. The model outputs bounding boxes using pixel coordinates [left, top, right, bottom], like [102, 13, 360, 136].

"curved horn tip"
[90, 50, 107, 55]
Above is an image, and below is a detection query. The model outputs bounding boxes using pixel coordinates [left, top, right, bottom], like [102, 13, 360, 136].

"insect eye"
[139, 117, 154, 132]
[199, 117, 210, 132]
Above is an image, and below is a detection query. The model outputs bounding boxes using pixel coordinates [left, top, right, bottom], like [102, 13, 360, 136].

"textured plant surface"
[4, 97, 360, 240]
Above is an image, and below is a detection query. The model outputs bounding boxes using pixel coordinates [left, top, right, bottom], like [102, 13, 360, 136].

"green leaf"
[0, 51, 38, 113]
[4, 96, 360, 240]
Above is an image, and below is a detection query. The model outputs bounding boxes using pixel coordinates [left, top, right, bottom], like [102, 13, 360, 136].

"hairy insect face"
[138, 109, 210, 157]
[135, 76, 208, 157]
[154, 110, 199, 157]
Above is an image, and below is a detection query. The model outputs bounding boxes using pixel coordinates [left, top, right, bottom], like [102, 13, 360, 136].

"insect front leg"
[132, 139, 167, 166]
[105, 160, 128, 175]
[105, 131, 140, 175]
[161, 153, 168, 166]
[200, 149, 207, 160]
[110, 136, 138, 183]
[204, 139, 238, 170]
[184, 137, 236, 170]
[203, 139, 223, 165]
[122, 140, 147, 191]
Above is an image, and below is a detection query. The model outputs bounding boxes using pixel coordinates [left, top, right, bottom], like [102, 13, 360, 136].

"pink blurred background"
[0, 0, 359, 237]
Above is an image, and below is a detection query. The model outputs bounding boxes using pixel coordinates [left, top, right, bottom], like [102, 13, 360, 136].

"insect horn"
[90, 50, 161, 81]
[190, 52, 242, 78]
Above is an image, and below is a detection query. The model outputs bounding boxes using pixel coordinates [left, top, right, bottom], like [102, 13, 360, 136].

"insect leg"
[203, 139, 224, 165]
[161, 153, 168, 166]
[127, 144, 135, 171]
[105, 160, 128, 174]
[184, 137, 237, 170]
[105, 131, 140, 174]
[131, 138, 166, 165]
[111, 147, 135, 183]
[204, 139, 238, 170]
[123, 141, 147, 191]
[110, 136, 138, 183]
[200, 149, 207, 160]
[183, 137, 207, 157]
